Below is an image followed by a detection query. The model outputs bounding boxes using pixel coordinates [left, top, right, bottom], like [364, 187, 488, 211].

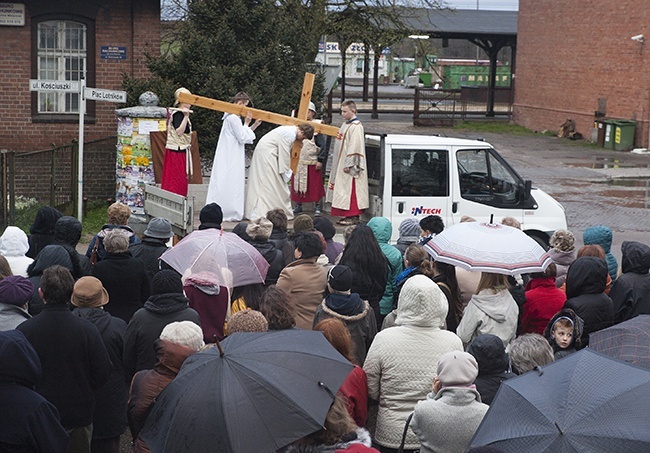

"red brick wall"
[514, 0, 650, 147]
[0, 0, 160, 201]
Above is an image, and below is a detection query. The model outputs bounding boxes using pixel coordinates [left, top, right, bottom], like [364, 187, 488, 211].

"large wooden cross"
[177, 73, 339, 173]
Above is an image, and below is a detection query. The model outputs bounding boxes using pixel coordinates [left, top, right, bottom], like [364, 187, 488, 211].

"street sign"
[84, 87, 127, 103]
[29, 79, 80, 92]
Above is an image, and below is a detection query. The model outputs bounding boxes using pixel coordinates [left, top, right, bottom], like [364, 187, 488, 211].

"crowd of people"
[1, 196, 648, 453]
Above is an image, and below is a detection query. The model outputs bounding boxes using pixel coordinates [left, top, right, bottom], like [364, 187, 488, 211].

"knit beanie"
[293, 214, 314, 234]
[398, 218, 421, 238]
[314, 217, 336, 240]
[0, 276, 34, 306]
[246, 218, 273, 241]
[549, 229, 575, 253]
[199, 203, 223, 229]
[159, 321, 204, 351]
[437, 351, 479, 387]
[228, 309, 268, 333]
[152, 269, 184, 295]
[327, 265, 353, 292]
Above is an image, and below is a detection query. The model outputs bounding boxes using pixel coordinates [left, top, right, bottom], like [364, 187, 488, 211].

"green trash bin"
[419, 72, 433, 87]
[602, 120, 616, 149]
[612, 120, 637, 151]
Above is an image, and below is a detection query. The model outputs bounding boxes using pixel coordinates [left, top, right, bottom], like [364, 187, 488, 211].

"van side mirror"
[523, 180, 532, 200]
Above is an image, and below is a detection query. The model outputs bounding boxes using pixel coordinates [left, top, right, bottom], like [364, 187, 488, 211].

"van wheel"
[526, 232, 549, 251]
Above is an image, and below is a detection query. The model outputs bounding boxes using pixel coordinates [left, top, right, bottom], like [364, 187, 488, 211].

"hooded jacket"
[0, 226, 34, 277]
[466, 334, 515, 405]
[583, 226, 618, 281]
[564, 256, 614, 346]
[548, 248, 576, 288]
[27, 245, 74, 316]
[129, 237, 170, 283]
[184, 272, 229, 342]
[27, 206, 62, 259]
[521, 276, 567, 335]
[543, 307, 584, 359]
[54, 216, 91, 276]
[123, 293, 200, 380]
[128, 340, 197, 453]
[269, 228, 294, 267]
[456, 288, 519, 347]
[609, 241, 650, 324]
[250, 240, 284, 285]
[363, 275, 463, 449]
[313, 293, 377, 365]
[0, 330, 68, 452]
[367, 217, 404, 315]
[72, 307, 128, 440]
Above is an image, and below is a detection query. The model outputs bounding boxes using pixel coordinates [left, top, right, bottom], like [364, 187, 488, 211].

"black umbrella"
[470, 349, 650, 452]
[590, 314, 650, 370]
[141, 330, 354, 453]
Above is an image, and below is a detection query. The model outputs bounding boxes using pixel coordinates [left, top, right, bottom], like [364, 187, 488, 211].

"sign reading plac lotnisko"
[0, 3, 25, 26]
[84, 87, 127, 103]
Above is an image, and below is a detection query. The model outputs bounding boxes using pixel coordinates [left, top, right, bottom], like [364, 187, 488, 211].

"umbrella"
[141, 330, 354, 453]
[160, 229, 269, 288]
[589, 315, 650, 370]
[470, 349, 650, 452]
[423, 221, 551, 275]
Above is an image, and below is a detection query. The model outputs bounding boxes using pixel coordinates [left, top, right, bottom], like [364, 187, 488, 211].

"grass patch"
[81, 200, 110, 238]
[453, 121, 535, 136]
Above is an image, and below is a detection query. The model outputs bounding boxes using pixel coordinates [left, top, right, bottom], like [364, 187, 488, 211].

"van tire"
[526, 231, 549, 251]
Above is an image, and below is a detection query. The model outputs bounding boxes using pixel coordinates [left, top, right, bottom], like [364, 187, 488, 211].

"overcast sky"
[442, 0, 518, 10]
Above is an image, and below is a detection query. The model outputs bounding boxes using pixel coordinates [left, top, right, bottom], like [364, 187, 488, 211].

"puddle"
[595, 178, 650, 209]
[569, 157, 650, 169]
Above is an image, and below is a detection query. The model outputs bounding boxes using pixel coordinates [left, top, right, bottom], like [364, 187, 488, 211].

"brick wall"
[0, 0, 160, 201]
[514, 0, 650, 147]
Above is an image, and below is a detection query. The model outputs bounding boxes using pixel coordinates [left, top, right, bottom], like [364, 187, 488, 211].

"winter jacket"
[27, 245, 74, 316]
[92, 252, 151, 323]
[394, 236, 418, 257]
[123, 293, 201, 380]
[16, 304, 112, 429]
[521, 277, 567, 335]
[339, 256, 387, 325]
[367, 217, 403, 316]
[0, 226, 34, 277]
[563, 256, 614, 346]
[72, 307, 128, 440]
[543, 308, 584, 359]
[313, 293, 377, 365]
[466, 334, 515, 405]
[456, 288, 519, 347]
[410, 388, 489, 453]
[184, 272, 229, 342]
[548, 248, 576, 288]
[277, 257, 328, 330]
[363, 275, 463, 450]
[251, 240, 284, 285]
[609, 241, 650, 323]
[0, 330, 68, 452]
[27, 206, 62, 259]
[129, 237, 170, 283]
[54, 215, 91, 277]
[269, 228, 294, 267]
[128, 340, 196, 453]
[339, 365, 368, 427]
[583, 225, 618, 281]
[85, 224, 141, 263]
[456, 267, 481, 308]
[0, 302, 31, 331]
[323, 238, 344, 265]
[285, 428, 376, 453]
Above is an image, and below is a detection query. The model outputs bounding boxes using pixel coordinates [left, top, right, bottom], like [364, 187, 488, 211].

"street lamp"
[408, 35, 429, 70]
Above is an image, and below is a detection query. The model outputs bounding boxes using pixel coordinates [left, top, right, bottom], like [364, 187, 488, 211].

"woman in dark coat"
[609, 241, 650, 323]
[26, 205, 62, 259]
[54, 215, 91, 277]
[71, 276, 128, 453]
[27, 245, 74, 316]
[563, 256, 615, 347]
[92, 229, 151, 323]
[466, 334, 515, 405]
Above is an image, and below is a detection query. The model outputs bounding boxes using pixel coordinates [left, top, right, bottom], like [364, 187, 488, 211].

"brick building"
[0, 0, 160, 202]
[514, 1, 650, 147]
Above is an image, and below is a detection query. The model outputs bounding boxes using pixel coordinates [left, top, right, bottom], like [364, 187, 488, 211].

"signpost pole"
[77, 78, 85, 221]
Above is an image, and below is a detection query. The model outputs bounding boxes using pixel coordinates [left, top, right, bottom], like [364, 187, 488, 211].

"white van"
[362, 134, 567, 246]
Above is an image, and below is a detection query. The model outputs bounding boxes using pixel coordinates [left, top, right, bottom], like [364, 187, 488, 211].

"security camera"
[631, 34, 645, 42]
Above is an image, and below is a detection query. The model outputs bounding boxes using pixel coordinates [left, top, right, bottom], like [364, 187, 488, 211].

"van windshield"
[392, 149, 449, 197]
[457, 148, 521, 205]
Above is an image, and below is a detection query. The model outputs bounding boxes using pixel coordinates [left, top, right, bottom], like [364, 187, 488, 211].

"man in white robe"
[245, 124, 314, 221]
[206, 92, 261, 221]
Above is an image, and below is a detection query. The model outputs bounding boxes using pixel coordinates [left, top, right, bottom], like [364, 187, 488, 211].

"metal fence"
[414, 86, 513, 126]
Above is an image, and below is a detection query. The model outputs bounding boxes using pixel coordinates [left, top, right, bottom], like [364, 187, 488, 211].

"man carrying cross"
[245, 124, 315, 221]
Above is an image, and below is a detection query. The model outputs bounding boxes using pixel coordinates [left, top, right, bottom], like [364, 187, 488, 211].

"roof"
[400, 8, 518, 40]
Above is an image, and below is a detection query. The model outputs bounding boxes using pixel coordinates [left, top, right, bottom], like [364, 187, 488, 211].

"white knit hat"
[160, 321, 205, 351]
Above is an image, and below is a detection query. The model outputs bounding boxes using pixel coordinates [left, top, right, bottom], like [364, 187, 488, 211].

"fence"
[413, 86, 513, 126]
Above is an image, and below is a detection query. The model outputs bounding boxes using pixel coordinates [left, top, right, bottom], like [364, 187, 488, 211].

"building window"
[37, 20, 86, 114]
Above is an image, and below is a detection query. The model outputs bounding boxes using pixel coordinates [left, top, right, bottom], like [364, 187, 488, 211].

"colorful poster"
[116, 116, 157, 214]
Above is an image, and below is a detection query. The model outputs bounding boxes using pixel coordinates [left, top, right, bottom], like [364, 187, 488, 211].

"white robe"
[245, 125, 297, 220]
[206, 113, 256, 221]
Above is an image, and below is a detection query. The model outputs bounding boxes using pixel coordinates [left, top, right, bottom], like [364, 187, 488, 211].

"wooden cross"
[177, 73, 340, 173]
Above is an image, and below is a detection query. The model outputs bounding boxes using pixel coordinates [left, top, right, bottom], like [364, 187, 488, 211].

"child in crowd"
[544, 308, 583, 359]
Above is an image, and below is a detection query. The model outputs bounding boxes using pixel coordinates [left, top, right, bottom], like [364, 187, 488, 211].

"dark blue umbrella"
[141, 330, 354, 453]
[590, 314, 650, 370]
[470, 349, 650, 452]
